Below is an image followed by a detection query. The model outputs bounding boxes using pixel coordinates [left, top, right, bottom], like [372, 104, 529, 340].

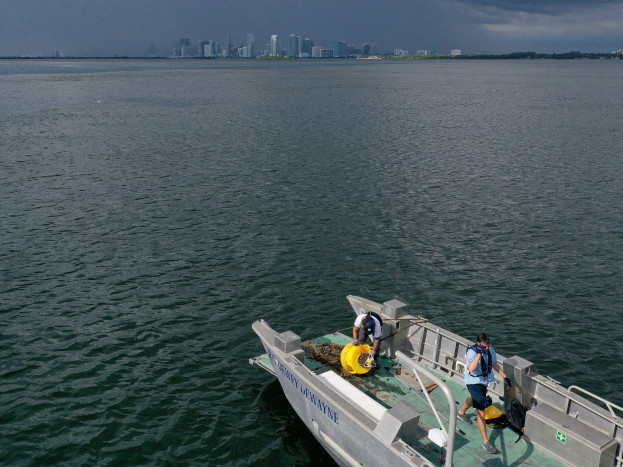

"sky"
[1, 0, 622, 57]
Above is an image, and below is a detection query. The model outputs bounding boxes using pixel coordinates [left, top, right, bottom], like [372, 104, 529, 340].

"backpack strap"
[369, 311, 383, 327]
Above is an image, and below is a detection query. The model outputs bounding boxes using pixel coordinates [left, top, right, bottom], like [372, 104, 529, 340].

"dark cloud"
[0, 0, 621, 56]
[456, 0, 618, 12]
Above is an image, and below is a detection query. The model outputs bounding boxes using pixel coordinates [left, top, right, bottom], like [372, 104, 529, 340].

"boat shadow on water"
[257, 381, 338, 465]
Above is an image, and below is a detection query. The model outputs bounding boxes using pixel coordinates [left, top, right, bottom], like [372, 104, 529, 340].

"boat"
[250, 295, 623, 466]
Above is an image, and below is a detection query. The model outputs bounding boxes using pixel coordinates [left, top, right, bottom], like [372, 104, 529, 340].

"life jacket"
[467, 345, 492, 380]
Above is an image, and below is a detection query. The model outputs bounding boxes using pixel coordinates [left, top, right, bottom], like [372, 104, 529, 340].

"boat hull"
[253, 320, 434, 466]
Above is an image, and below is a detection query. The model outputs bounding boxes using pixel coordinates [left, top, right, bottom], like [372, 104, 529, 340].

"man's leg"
[457, 396, 473, 424]
[459, 396, 473, 415]
[474, 393, 498, 454]
[476, 407, 488, 443]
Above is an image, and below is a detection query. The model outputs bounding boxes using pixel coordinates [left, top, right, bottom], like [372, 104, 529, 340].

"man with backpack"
[456, 333, 513, 454]
[352, 309, 383, 363]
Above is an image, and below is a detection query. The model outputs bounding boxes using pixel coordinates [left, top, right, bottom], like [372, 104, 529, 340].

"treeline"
[459, 51, 619, 59]
[396, 51, 620, 60]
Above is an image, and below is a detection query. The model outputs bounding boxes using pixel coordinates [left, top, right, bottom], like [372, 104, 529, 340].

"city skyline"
[169, 34, 384, 60]
[1, 0, 623, 57]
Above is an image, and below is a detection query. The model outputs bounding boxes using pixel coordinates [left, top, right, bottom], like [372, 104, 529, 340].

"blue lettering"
[269, 351, 339, 424]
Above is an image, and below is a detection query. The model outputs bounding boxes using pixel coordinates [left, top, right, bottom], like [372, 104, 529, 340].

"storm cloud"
[0, 0, 621, 56]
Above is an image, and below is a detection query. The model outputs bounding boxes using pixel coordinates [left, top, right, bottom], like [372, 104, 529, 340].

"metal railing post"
[396, 351, 456, 467]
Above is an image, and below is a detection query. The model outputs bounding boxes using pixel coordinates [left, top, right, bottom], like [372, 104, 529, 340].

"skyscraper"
[288, 34, 300, 58]
[302, 38, 314, 57]
[333, 41, 348, 58]
[246, 34, 255, 58]
[270, 35, 279, 57]
[207, 40, 218, 57]
[226, 34, 233, 57]
[176, 38, 194, 57]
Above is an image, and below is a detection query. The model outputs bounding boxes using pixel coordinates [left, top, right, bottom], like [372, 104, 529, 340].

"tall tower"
[288, 34, 300, 58]
[247, 34, 255, 58]
[207, 40, 218, 57]
[302, 38, 314, 57]
[226, 34, 233, 56]
[270, 35, 279, 57]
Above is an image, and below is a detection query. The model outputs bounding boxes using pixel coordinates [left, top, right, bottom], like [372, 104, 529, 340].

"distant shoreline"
[1, 51, 621, 60]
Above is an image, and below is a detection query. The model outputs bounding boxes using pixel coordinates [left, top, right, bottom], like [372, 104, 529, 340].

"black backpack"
[505, 398, 527, 442]
[369, 311, 383, 327]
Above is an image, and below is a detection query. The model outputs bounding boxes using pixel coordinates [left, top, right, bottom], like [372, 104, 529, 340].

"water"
[1, 58, 622, 465]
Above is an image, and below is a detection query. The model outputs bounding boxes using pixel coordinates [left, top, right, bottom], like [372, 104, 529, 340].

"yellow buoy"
[340, 342, 373, 374]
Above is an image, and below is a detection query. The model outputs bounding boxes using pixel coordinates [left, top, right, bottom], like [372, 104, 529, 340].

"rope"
[336, 317, 427, 339]
[380, 318, 427, 342]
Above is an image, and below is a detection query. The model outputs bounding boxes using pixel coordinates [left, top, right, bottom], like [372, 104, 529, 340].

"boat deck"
[253, 331, 566, 467]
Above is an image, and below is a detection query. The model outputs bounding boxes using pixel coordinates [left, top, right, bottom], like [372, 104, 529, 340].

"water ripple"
[1, 59, 622, 465]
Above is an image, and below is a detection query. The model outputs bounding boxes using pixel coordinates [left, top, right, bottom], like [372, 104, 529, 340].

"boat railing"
[538, 379, 623, 467]
[567, 385, 623, 424]
[567, 385, 623, 467]
[405, 322, 475, 374]
[527, 374, 623, 434]
[402, 323, 508, 395]
[404, 320, 623, 466]
[396, 350, 457, 467]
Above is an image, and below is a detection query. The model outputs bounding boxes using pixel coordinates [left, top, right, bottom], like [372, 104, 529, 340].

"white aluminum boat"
[250, 295, 623, 466]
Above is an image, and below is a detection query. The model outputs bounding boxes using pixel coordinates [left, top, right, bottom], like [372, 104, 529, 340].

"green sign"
[556, 431, 567, 443]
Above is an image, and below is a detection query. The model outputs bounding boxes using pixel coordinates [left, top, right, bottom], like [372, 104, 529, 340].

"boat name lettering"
[267, 349, 300, 389]
[267, 348, 339, 424]
[300, 386, 339, 424]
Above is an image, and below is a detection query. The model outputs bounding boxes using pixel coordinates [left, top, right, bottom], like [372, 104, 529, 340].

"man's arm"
[467, 351, 481, 373]
[493, 361, 513, 387]
[493, 362, 507, 378]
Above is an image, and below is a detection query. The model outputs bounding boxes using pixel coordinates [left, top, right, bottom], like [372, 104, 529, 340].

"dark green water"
[1, 59, 622, 465]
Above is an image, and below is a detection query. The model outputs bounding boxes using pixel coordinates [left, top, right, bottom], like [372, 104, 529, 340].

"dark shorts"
[467, 384, 488, 411]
